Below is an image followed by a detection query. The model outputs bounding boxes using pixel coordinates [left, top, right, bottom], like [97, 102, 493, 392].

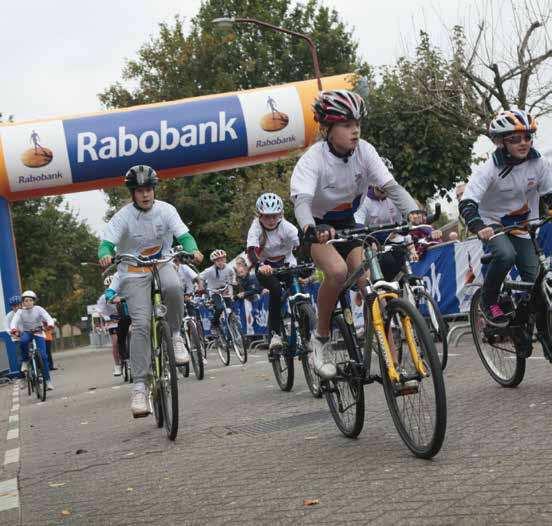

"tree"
[361, 33, 479, 202]
[99, 0, 363, 257]
[408, 0, 552, 135]
[11, 197, 103, 325]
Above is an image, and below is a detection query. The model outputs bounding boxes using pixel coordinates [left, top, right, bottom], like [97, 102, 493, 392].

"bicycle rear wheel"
[470, 288, 525, 387]
[26, 369, 32, 396]
[296, 302, 321, 398]
[188, 322, 204, 380]
[157, 320, 179, 441]
[34, 355, 47, 402]
[378, 298, 446, 459]
[324, 314, 365, 438]
[271, 327, 295, 392]
[228, 314, 247, 364]
[215, 330, 230, 366]
[415, 289, 449, 371]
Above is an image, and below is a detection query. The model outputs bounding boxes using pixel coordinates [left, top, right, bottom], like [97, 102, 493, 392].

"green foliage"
[361, 31, 479, 202]
[100, 0, 362, 259]
[11, 197, 102, 324]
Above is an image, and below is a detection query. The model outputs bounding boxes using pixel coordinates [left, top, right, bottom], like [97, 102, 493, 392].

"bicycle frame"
[280, 274, 312, 356]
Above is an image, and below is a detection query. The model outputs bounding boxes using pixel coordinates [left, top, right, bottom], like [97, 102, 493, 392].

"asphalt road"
[2, 337, 552, 525]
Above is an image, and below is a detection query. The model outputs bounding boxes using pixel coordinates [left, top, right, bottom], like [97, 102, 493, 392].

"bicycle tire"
[415, 289, 449, 371]
[188, 322, 204, 380]
[215, 331, 230, 366]
[26, 369, 32, 396]
[470, 288, 525, 387]
[179, 363, 190, 378]
[123, 359, 130, 383]
[228, 314, 247, 364]
[34, 354, 47, 402]
[151, 383, 163, 428]
[123, 336, 131, 382]
[378, 298, 446, 459]
[296, 302, 322, 398]
[271, 323, 295, 391]
[324, 314, 365, 439]
[157, 320, 179, 441]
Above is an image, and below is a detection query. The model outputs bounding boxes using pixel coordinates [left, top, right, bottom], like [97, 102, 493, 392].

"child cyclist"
[459, 110, 552, 327]
[246, 192, 299, 353]
[197, 250, 236, 333]
[98, 165, 203, 418]
[10, 290, 55, 390]
[97, 274, 123, 377]
[290, 89, 420, 379]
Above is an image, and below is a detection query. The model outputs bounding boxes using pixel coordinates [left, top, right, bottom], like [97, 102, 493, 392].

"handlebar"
[489, 216, 552, 238]
[271, 263, 316, 278]
[101, 249, 193, 276]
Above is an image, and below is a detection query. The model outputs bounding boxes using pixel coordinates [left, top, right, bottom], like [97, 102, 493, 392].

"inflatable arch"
[0, 74, 352, 374]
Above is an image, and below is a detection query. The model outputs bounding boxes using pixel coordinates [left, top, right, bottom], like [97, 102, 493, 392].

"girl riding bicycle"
[10, 290, 55, 390]
[246, 192, 299, 353]
[290, 89, 420, 379]
[459, 110, 552, 328]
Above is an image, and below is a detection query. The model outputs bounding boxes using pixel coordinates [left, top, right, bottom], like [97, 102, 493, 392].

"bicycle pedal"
[132, 411, 151, 419]
[395, 380, 419, 396]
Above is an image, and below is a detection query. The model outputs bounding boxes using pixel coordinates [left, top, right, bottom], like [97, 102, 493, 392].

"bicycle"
[319, 223, 447, 459]
[105, 249, 187, 441]
[179, 290, 206, 381]
[24, 328, 47, 402]
[204, 287, 247, 365]
[116, 299, 132, 383]
[469, 216, 552, 387]
[382, 227, 449, 370]
[268, 263, 321, 397]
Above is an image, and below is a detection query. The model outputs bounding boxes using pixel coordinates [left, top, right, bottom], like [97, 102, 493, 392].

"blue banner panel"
[63, 96, 247, 182]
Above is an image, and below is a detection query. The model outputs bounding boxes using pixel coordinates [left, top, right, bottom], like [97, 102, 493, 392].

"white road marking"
[3, 448, 19, 466]
[8, 415, 18, 424]
[0, 478, 18, 511]
[10, 405, 19, 413]
[6, 428, 19, 440]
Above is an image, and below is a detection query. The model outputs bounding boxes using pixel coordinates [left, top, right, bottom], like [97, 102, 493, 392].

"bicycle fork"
[368, 293, 428, 384]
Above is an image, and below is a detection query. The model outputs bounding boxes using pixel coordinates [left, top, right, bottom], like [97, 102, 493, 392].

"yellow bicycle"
[322, 223, 447, 459]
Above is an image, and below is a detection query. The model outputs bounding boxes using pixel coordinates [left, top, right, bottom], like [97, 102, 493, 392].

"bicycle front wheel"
[324, 314, 365, 439]
[228, 314, 247, 364]
[157, 320, 179, 441]
[415, 289, 448, 371]
[379, 298, 447, 459]
[271, 341, 295, 392]
[34, 355, 47, 402]
[188, 322, 204, 380]
[296, 302, 322, 398]
[26, 369, 32, 396]
[215, 330, 230, 366]
[470, 288, 525, 387]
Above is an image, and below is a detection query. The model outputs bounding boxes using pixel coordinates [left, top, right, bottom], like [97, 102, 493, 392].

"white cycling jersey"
[102, 201, 189, 278]
[354, 195, 402, 226]
[463, 154, 552, 237]
[4, 310, 19, 341]
[290, 139, 394, 224]
[199, 264, 235, 297]
[246, 218, 299, 266]
[10, 306, 54, 336]
[178, 264, 198, 294]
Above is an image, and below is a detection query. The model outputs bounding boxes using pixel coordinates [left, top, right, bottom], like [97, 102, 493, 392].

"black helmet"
[124, 165, 158, 190]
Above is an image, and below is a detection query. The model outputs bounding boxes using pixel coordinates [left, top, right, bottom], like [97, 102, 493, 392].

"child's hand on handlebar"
[258, 264, 273, 275]
[477, 226, 494, 241]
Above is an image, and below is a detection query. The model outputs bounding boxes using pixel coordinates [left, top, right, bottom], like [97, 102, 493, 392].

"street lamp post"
[212, 16, 323, 91]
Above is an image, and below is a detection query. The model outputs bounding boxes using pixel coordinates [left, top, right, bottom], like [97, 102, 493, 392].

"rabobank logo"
[62, 96, 247, 183]
[20, 130, 53, 168]
[260, 96, 289, 132]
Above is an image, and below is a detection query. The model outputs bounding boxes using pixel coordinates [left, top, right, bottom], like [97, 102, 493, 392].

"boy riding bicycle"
[98, 165, 203, 418]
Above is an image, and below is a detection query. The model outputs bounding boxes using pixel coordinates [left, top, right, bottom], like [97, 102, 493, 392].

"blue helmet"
[8, 295, 21, 306]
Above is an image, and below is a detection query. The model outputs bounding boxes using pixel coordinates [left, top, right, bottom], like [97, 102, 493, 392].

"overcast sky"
[2, 0, 550, 233]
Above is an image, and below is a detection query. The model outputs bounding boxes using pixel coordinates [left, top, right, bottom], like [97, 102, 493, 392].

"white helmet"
[104, 275, 114, 287]
[21, 290, 37, 300]
[210, 249, 227, 262]
[489, 109, 537, 137]
[256, 193, 283, 215]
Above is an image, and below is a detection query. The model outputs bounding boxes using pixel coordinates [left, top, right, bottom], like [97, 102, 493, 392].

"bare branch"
[529, 87, 552, 112]
[467, 22, 485, 70]
[517, 21, 541, 64]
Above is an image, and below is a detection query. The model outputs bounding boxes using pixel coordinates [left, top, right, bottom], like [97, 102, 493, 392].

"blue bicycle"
[269, 264, 321, 397]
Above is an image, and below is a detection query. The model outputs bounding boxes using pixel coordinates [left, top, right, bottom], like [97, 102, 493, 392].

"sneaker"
[310, 334, 336, 380]
[46, 380, 54, 391]
[20, 361, 28, 373]
[130, 385, 149, 418]
[269, 333, 283, 351]
[482, 302, 509, 328]
[113, 364, 122, 376]
[172, 334, 190, 365]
